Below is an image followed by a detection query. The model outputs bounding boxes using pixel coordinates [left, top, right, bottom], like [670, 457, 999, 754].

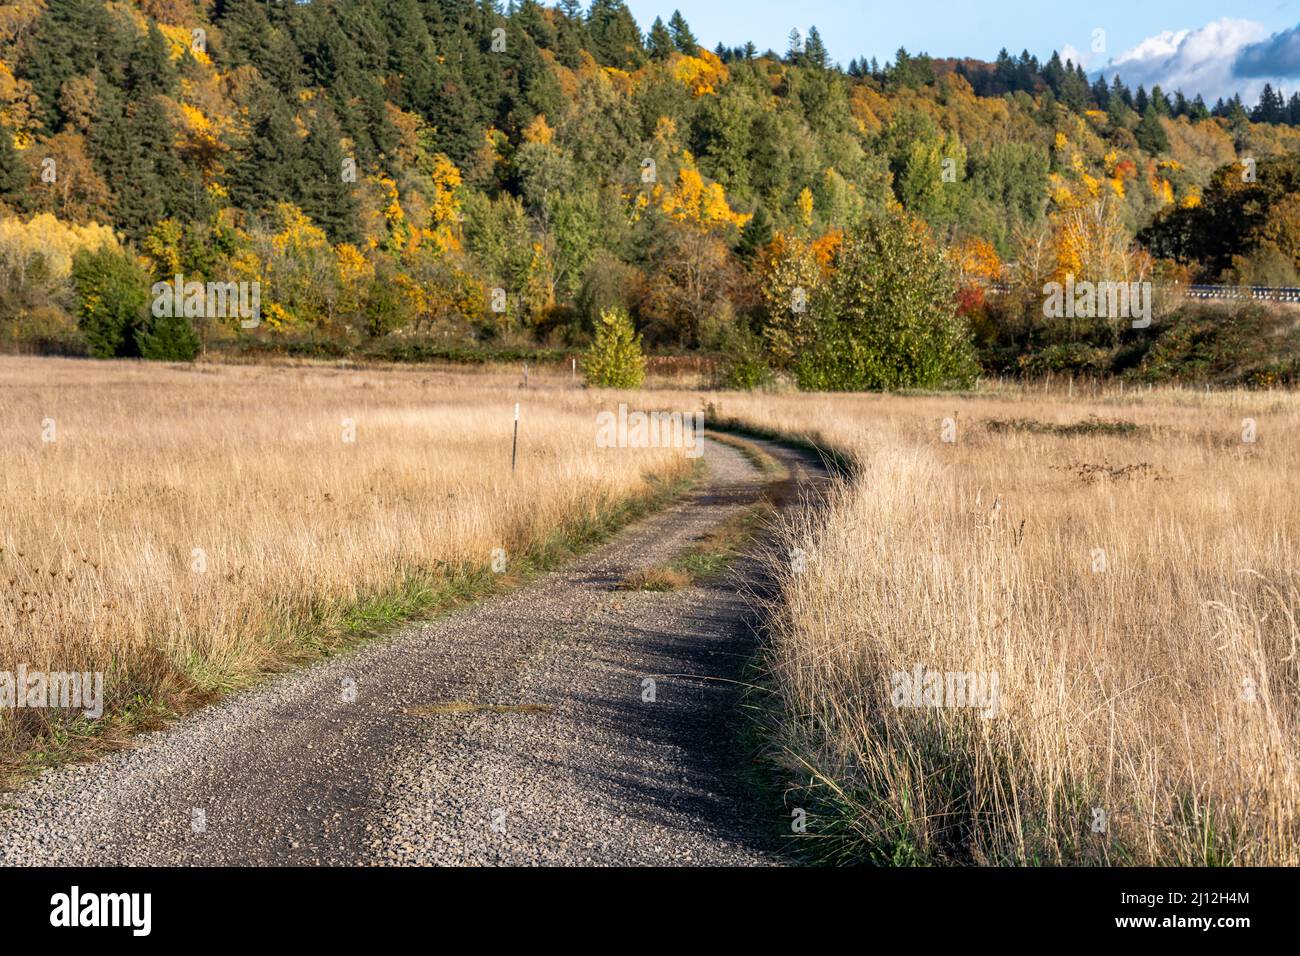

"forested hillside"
[2, 0, 1298, 384]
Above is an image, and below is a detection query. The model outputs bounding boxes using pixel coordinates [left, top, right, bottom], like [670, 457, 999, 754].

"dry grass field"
[701, 385, 1300, 865]
[0, 356, 694, 772]
[4, 355, 1299, 867]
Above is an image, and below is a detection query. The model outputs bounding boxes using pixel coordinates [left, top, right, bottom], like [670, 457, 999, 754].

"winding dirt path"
[0, 436, 825, 866]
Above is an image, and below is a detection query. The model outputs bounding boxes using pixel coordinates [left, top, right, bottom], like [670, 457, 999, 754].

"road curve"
[0, 436, 826, 866]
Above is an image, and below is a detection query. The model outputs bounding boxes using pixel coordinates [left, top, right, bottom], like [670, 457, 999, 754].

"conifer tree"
[804, 27, 829, 69]
[648, 17, 673, 61]
[668, 10, 697, 54]
[1135, 104, 1169, 155]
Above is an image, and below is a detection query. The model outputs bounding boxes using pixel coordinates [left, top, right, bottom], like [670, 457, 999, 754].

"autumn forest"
[1, 0, 1298, 388]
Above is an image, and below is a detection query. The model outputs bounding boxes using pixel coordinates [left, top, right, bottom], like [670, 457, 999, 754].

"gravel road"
[0, 436, 825, 866]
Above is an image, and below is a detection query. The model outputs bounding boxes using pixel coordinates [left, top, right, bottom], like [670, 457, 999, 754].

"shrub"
[717, 326, 774, 390]
[71, 245, 149, 358]
[1015, 342, 1112, 376]
[2, 305, 85, 355]
[1134, 304, 1300, 387]
[582, 307, 646, 388]
[137, 309, 201, 361]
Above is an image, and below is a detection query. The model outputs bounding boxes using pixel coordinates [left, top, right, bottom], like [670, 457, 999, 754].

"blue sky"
[621, 0, 1300, 102]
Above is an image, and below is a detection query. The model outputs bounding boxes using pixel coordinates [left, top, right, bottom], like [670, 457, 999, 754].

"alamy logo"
[152, 274, 260, 329]
[50, 887, 151, 937]
[0, 665, 102, 718]
[890, 666, 1000, 718]
[596, 404, 704, 458]
[1043, 275, 1152, 329]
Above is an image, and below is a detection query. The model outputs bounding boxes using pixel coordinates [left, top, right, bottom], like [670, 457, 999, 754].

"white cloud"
[1095, 17, 1290, 104]
[1059, 44, 1089, 70]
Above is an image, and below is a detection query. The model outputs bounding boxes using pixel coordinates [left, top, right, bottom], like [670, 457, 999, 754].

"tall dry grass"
[707, 385, 1300, 864]
[0, 356, 695, 766]
[6, 353, 1298, 864]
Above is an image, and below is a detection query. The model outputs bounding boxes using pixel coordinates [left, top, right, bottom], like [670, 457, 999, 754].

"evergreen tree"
[1150, 85, 1170, 116]
[786, 29, 804, 64]
[20, 0, 122, 131]
[555, 0, 588, 68]
[137, 310, 201, 361]
[125, 23, 174, 99]
[737, 205, 773, 259]
[647, 17, 673, 60]
[1252, 84, 1286, 124]
[1135, 104, 1169, 154]
[1060, 66, 1088, 111]
[515, 0, 556, 48]
[667, 10, 697, 54]
[229, 95, 306, 216]
[587, 0, 643, 69]
[301, 106, 361, 244]
[0, 128, 28, 212]
[87, 84, 168, 241]
[377, 0, 439, 111]
[1042, 51, 1065, 94]
[1091, 77, 1111, 108]
[1112, 76, 1133, 108]
[1106, 79, 1131, 128]
[804, 27, 829, 69]
[993, 49, 1016, 93]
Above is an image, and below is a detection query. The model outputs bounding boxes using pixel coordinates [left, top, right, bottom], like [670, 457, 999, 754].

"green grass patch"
[983, 415, 1147, 438]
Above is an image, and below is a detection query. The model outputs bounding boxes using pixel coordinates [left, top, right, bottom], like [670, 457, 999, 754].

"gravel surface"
[0, 436, 825, 866]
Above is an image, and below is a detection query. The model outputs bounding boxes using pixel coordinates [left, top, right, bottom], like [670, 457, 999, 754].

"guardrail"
[981, 282, 1300, 303]
[1183, 285, 1300, 303]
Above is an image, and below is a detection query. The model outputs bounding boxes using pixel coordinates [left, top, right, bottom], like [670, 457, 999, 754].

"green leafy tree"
[71, 244, 149, 358]
[796, 213, 977, 390]
[583, 307, 646, 388]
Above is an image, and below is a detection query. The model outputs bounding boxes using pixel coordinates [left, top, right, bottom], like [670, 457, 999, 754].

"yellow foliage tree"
[672, 49, 729, 97]
[796, 187, 814, 229]
[425, 153, 463, 254]
[656, 154, 749, 229]
[0, 212, 119, 281]
[949, 236, 1002, 287]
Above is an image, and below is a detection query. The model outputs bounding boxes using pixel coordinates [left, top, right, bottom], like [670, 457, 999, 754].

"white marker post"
[572, 357, 576, 383]
[511, 402, 519, 473]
